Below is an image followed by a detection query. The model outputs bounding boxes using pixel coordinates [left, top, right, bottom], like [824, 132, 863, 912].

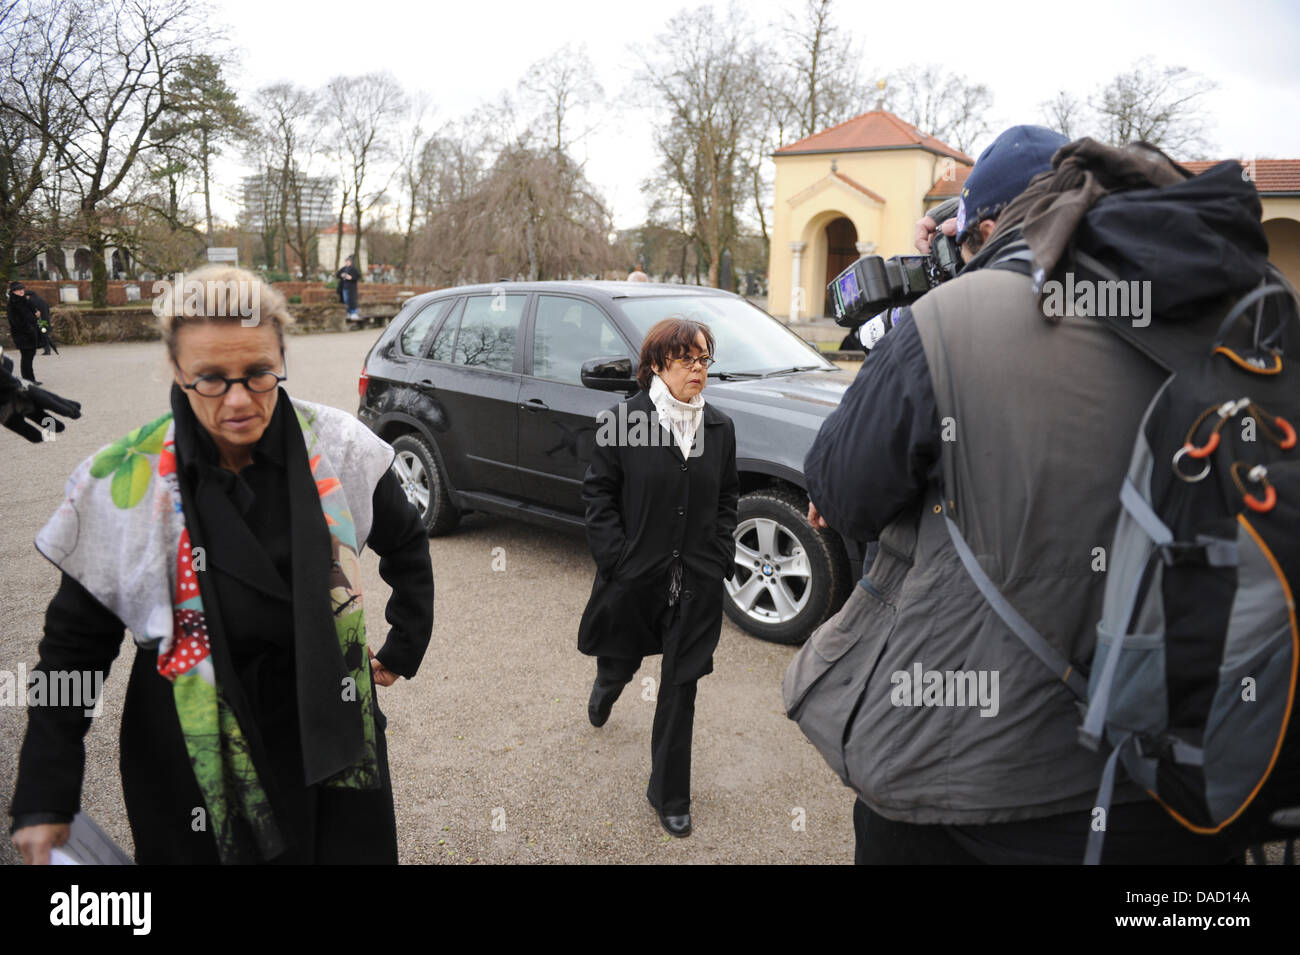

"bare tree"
[0, 0, 83, 285]
[635, 5, 763, 288]
[888, 63, 993, 155]
[419, 145, 617, 283]
[1039, 89, 1086, 140]
[746, 0, 875, 256]
[519, 43, 603, 157]
[408, 118, 488, 284]
[393, 93, 434, 283]
[249, 83, 323, 277]
[1091, 58, 1217, 157]
[37, 0, 203, 304]
[321, 72, 407, 267]
[777, 0, 872, 141]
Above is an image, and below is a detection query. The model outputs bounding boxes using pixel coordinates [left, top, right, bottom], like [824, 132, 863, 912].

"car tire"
[391, 433, 460, 536]
[723, 486, 851, 645]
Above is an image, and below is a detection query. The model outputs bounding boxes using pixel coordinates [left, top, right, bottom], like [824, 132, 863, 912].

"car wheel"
[391, 433, 460, 536]
[723, 486, 851, 645]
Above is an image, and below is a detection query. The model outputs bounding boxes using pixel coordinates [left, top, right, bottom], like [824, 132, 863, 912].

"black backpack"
[947, 171, 1300, 862]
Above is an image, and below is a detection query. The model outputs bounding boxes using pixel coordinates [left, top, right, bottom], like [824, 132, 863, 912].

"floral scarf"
[36, 397, 393, 862]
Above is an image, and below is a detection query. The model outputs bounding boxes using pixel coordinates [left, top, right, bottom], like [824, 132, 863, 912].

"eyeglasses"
[669, 354, 715, 369]
[175, 355, 288, 397]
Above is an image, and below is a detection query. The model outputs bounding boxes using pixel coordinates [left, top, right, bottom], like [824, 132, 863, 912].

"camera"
[828, 197, 962, 328]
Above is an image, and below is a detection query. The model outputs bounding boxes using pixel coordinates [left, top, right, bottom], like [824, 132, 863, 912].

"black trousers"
[852, 797, 1245, 865]
[18, 348, 35, 381]
[595, 650, 699, 815]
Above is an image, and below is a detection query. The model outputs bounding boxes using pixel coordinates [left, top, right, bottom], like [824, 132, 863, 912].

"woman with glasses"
[10, 266, 434, 864]
[578, 317, 739, 838]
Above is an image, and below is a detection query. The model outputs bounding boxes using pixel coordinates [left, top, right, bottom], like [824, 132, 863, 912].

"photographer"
[795, 126, 1248, 864]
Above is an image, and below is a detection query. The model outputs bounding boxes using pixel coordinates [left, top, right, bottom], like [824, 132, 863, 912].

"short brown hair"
[637, 317, 715, 392]
[156, 265, 294, 360]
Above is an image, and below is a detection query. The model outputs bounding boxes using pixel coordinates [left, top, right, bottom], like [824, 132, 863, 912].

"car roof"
[414, 280, 736, 302]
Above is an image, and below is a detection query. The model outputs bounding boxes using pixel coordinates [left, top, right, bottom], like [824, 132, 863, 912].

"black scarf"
[169, 385, 366, 793]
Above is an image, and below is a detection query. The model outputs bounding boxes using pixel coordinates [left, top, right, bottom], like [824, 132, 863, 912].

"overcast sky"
[209, 0, 1300, 230]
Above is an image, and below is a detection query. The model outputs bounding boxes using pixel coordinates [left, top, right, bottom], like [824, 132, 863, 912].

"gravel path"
[0, 332, 854, 865]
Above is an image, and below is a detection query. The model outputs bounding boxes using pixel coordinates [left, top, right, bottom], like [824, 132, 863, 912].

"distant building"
[35, 244, 136, 280]
[317, 223, 369, 273]
[240, 171, 336, 233]
[768, 111, 1300, 320]
[767, 110, 973, 320]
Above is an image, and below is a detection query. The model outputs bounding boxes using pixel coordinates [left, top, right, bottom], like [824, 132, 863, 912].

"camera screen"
[836, 267, 860, 310]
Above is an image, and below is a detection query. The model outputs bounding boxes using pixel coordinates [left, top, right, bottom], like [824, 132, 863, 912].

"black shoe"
[648, 796, 691, 837]
[588, 679, 620, 727]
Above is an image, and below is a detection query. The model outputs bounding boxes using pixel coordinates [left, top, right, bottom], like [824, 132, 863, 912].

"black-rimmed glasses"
[669, 354, 715, 369]
[175, 355, 288, 397]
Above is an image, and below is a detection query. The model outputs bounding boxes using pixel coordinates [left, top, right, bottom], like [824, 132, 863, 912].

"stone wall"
[1, 299, 408, 349]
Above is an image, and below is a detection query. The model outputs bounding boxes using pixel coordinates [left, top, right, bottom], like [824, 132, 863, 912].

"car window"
[533, 296, 626, 384]
[452, 294, 525, 372]
[428, 300, 459, 362]
[618, 295, 834, 376]
[398, 300, 449, 356]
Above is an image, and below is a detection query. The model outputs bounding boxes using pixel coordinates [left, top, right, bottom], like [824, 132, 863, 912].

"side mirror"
[581, 356, 638, 393]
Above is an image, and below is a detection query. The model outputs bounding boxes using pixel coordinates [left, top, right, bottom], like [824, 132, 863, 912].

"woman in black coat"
[578, 317, 738, 837]
[10, 267, 434, 865]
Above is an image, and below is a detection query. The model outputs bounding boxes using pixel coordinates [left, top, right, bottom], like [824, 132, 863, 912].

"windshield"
[618, 295, 835, 376]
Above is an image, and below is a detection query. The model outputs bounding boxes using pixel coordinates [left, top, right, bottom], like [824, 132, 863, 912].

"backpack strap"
[943, 514, 1088, 700]
[1084, 732, 1136, 865]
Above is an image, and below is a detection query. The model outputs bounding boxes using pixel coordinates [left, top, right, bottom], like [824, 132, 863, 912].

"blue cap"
[955, 125, 1068, 240]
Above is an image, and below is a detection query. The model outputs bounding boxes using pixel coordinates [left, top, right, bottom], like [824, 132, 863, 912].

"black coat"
[577, 390, 738, 683]
[6, 291, 47, 350]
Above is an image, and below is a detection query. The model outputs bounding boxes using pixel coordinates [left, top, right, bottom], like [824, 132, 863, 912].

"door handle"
[521, 397, 549, 412]
[415, 378, 435, 392]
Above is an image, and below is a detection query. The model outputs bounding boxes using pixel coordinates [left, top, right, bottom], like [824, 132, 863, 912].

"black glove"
[0, 354, 81, 442]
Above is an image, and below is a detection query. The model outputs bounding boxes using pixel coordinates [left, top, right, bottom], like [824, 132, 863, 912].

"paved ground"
[0, 331, 855, 865]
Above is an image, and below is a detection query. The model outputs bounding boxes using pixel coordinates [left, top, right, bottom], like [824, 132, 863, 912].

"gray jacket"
[792, 266, 1167, 824]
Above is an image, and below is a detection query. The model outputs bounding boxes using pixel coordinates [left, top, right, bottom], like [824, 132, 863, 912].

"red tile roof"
[926, 163, 972, 200]
[832, 170, 887, 204]
[319, 223, 358, 235]
[1182, 159, 1300, 194]
[776, 110, 973, 164]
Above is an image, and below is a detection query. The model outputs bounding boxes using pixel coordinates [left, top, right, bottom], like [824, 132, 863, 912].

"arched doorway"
[1263, 218, 1300, 291]
[824, 217, 858, 315]
[73, 248, 93, 279]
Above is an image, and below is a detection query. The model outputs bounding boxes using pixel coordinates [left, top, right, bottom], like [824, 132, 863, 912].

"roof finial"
[876, 79, 887, 111]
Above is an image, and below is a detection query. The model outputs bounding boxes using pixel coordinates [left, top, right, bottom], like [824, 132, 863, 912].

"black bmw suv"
[357, 281, 864, 644]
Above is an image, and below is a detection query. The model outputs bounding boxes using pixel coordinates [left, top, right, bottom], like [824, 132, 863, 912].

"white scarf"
[649, 373, 704, 458]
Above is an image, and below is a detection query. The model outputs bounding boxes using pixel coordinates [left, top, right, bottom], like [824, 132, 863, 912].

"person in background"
[627, 263, 650, 282]
[337, 256, 362, 320]
[6, 282, 50, 383]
